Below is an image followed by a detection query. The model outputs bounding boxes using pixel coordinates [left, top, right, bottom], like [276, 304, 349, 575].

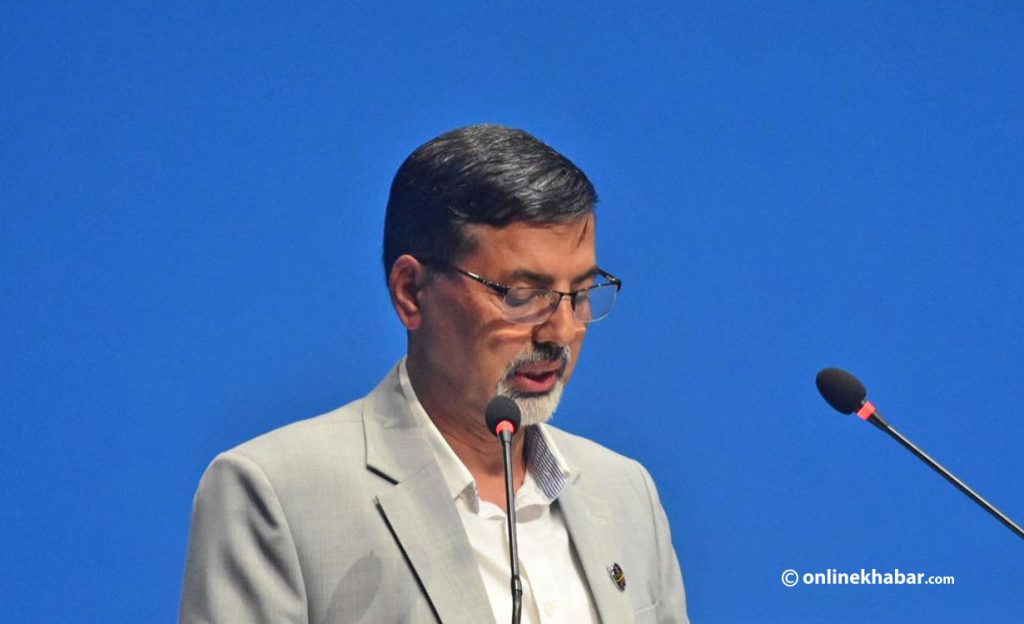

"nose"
[533, 294, 583, 346]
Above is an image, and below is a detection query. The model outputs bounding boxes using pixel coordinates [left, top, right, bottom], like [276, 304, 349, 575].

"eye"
[504, 288, 547, 308]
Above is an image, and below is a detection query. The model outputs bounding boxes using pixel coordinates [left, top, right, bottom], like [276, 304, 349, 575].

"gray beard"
[495, 345, 571, 427]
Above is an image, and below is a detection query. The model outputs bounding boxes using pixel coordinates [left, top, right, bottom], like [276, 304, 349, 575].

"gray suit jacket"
[180, 365, 689, 623]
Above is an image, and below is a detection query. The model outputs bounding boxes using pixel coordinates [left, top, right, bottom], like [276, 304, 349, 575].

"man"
[180, 124, 689, 623]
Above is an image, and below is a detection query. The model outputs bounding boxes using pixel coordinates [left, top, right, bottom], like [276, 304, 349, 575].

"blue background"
[3, 3, 1022, 622]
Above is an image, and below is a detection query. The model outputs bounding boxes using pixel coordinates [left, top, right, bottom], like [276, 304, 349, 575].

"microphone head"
[816, 367, 868, 414]
[485, 395, 522, 437]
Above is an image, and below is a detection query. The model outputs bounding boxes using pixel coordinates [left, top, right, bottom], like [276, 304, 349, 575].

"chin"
[499, 380, 566, 427]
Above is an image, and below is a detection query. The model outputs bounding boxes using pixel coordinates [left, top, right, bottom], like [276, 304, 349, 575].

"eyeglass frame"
[416, 257, 623, 325]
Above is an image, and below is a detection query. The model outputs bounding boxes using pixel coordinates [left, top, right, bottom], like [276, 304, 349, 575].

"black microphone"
[816, 367, 1024, 540]
[485, 395, 524, 624]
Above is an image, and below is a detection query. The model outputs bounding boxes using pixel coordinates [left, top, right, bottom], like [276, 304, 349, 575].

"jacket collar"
[362, 363, 494, 623]
[362, 362, 635, 624]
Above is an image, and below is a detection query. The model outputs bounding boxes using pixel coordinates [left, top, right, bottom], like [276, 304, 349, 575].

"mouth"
[508, 361, 564, 395]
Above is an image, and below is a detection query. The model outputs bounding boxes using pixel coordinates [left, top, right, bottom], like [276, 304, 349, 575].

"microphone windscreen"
[485, 395, 522, 436]
[816, 367, 868, 414]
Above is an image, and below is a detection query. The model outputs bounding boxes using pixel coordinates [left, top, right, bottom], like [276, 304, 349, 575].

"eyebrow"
[507, 266, 600, 287]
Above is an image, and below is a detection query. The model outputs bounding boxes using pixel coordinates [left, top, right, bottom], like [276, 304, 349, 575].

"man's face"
[416, 216, 597, 427]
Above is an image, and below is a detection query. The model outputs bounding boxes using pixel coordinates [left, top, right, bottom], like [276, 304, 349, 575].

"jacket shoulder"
[214, 397, 367, 483]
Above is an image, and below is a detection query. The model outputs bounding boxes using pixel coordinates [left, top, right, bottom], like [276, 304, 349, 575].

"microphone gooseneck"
[485, 395, 524, 624]
[816, 367, 1024, 540]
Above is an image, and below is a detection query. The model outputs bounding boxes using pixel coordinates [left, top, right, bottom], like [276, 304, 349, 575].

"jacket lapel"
[558, 476, 637, 624]
[362, 366, 495, 624]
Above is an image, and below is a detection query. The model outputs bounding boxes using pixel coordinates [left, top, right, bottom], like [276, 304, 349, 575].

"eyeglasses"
[422, 260, 622, 325]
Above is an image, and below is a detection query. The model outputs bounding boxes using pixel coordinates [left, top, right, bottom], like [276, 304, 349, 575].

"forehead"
[461, 216, 597, 275]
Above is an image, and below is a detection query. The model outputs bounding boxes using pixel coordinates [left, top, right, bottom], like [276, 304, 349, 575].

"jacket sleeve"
[635, 460, 690, 624]
[179, 451, 309, 624]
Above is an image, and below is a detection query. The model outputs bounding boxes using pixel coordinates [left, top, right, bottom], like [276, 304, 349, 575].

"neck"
[406, 354, 527, 507]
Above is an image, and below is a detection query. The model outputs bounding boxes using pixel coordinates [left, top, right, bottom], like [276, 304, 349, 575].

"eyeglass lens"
[503, 283, 617, 324]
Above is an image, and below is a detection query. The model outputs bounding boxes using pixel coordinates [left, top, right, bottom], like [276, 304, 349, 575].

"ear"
[389, 254, 428, 330]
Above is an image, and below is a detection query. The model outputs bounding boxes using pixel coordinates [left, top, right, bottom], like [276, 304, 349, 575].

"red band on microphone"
[495, 420, 516, 435]
[857, 401, 876, 420]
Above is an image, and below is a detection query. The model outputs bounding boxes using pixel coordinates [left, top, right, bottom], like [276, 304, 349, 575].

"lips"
[515, 361, 563, 376]
[509, 360, 564, 394]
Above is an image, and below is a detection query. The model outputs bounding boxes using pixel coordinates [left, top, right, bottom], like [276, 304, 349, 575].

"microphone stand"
[497, 426, 523, 624]
[863, 403, 1024, 540]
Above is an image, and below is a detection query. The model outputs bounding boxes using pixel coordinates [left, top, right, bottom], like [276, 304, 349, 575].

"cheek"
[443, 302, 535, 373]
[420, 290, 483, 360]
[486, 325, 540, 363]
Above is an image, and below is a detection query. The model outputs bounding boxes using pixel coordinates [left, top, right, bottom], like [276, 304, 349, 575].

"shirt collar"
[397, 357, 573, 504]
[523, 419, 571, 501]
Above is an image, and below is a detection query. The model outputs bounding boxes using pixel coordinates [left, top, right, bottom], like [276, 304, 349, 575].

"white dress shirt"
[399, 359, 599, 624]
